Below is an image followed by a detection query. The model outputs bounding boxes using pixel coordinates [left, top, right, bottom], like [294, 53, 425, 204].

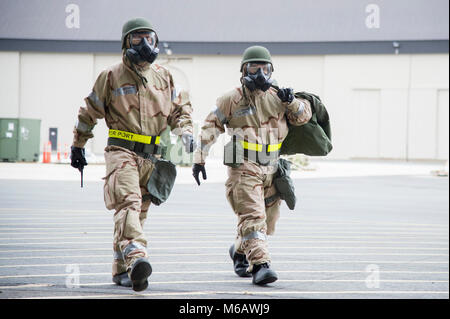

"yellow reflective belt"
[109, 129, 160, 145]
[240, 141, 282, 153]
[267, 142, 282, 152]
[241, 141, 262, 152]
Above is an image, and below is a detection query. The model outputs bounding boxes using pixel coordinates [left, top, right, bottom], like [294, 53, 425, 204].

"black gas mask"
[125, 31, 159, 65]
[242, 62, 273, 92]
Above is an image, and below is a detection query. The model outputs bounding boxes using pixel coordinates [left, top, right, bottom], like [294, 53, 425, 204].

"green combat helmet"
[121, 17, 155, 49]
[240, 45, 274, 72]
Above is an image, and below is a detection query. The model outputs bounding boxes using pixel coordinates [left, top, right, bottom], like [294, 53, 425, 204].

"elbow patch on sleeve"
[87, 91, 105, 110]
[293, 101, 305, 116]
[75, 119, 95, 133]
[213, 106, 228, 125]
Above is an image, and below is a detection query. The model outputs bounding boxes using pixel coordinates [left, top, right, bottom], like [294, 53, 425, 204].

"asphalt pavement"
[0, 164, 448, 299]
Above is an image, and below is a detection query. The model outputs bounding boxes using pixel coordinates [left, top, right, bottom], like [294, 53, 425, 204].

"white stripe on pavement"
[0, 271, 448, 283]
[0, 229, 447, 237]
[0, 222, 447, 232]
[0, 208, 447, 227]
[0, 284, 54, 289]
[20, 290, 450, 299]
[0, 255, 447, 264]
[0, 263, 448, 275]
[0, 235, 447, 242]
[0, 247, 448, 254]
[0, 242, 448, 251]
[0, 239, 448, 246]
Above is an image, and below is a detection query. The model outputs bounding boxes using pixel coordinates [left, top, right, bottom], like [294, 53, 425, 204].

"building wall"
[0, 51, 448, 160]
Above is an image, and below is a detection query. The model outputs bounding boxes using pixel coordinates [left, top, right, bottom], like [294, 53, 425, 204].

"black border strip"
[0, 39, 448, 55]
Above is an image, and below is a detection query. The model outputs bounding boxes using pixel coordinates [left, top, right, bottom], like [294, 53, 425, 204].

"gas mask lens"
[242, 62, 273, 92]
[246, 63, 272, 77]
[126, 30, 160, 65]
[130, 31, 158, 48]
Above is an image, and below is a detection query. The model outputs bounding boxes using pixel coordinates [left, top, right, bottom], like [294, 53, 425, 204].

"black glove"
[181, 134, 196, 153]
[277, 87, 294, 104]
[70, 146, 87, 170]
[192, 163, 207, 185]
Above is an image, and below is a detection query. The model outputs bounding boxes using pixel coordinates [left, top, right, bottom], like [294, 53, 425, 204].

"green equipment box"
[0, 118, 41, 162]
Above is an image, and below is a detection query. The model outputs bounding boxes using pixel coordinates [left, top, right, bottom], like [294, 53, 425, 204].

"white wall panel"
[0, 52, 20, 118]
[352, 90, 380, 158]
[437, 89, 449, 160]
[0, 51, 447, 160]
[19, 52, 94, 153]
[410, 55, 449, 89]
[407, 89, 437, 159]
[379, 89, 408, 159]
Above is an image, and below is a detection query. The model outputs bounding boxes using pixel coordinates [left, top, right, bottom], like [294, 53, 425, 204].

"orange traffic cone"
[43, 142, 46, 163]
[57, 143, 61, 162]
[43, 141, 52, 163]
[64, 143, 69, 160]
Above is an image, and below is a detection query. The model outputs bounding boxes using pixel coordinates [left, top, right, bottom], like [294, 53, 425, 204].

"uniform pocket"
[103, 168, 118, 210]
[228, 106, 258, 128]
[146, 83, 171, 117]
[225, 174, 240, 213]
[111, 85, 140, 118]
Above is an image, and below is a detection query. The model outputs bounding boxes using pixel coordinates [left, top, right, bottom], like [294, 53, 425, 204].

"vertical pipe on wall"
[405, 54, 413, 161]
[18, 51, 22, 119]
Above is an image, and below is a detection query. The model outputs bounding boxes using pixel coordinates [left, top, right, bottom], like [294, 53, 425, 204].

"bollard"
[64, 143, 69, 159]
[48, 141, 52, 163]
[57, 143, 61, 162]
[42, 142, 46, 163]
[43, 141, 51, 163]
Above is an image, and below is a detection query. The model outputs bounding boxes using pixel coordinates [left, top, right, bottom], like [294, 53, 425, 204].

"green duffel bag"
[273, 158, 296, 210]
[146, 158, 177, 206]
[278, 89, 333, 156]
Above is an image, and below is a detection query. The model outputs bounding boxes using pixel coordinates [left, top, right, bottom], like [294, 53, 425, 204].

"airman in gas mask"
[71, 17, 194, 291]
[192, 46, 312, 285]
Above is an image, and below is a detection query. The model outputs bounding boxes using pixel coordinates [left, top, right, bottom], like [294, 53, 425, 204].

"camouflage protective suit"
[73, 54, 193, 277]
[194, 86, 311, 271]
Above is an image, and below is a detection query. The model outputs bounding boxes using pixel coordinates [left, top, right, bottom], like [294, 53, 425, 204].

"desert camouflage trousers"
[225, 160, 281, 271]
[103, 146, 155, 276]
